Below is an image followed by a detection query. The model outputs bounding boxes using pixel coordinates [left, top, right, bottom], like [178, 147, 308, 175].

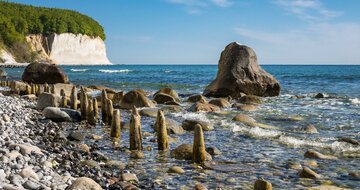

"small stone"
[299, 167, 321, 179]
[314, 93, 325, 98]
[195, 183, 208, 190]
[5, 151, 23, 160]
[2, 114, 10, 122]
[23, 180, 41, 189]
[80, 160, 101, 170]
[206, 147, 221, 155]
[232, 114, 256, 124]
[349, 172, 360, 180]
[254, 179, 272, 190]
[130, 151, 144, 159]
[78, 144, 90, 153]
[304, 124, 319, 134]
[67, 177, 102, 190]
[168, 166, 185, 174]
[122, 173, 139, 183]
[105, 160, 126, 170]
[304, 150, 337, 160]
[238, 95, 262, 104]
[304, 160, 318, 167]
[20, 166, 39, 181]
[67, 131, 85, 141]
[9, 144, 43, 155]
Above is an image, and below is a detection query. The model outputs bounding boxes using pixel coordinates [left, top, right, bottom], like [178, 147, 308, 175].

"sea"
[3, 65, 360, 189]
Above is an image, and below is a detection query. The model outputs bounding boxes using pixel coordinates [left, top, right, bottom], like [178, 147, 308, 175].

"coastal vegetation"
[0, 1, 105, 62]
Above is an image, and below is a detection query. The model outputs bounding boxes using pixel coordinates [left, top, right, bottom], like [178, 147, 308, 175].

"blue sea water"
[2, 64, 360, 189]
[5, 64, 360, 97]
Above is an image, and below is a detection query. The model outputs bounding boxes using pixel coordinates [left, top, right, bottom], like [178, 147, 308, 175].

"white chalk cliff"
[26, 33, 111, 65]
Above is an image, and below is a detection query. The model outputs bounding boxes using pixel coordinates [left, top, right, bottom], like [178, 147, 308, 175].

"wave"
[165, 70, 172, 73]
[172, 112, 211, 122]
[71, 69, 88, 72]
[350, 98, 360, 105]
[99, 69, 132, 73]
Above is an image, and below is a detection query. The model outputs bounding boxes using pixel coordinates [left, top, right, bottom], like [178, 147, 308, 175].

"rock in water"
[204, 42, 280, 98]
[67, 177, 102, 190]
[22, 62, 68, 84]
[254, 179, 272, 190]
[119, 90, 155, 109]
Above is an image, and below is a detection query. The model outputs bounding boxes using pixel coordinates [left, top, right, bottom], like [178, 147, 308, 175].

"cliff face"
[26, 33, 111, 65]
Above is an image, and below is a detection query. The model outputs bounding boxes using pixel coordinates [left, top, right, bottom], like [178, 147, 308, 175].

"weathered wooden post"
[93, 98, 99, 121]
[30, 84, 36, 95]
[106, 99, 113, 125]
[156, 110, 169, 151]
[110, 109, 121, 139]
[87, 98, 96, 125]
[44, 83, 49, 93]
[60, 90, 67, 108]
[25, 84, 31, 95]
[50, 84, 55, 94]
[70, 86, 77, 110]
[193, 124, 207, 163]
[80, 88, 88, 120]
[129, 106, 143, 151]
[101, 90, 107, 124]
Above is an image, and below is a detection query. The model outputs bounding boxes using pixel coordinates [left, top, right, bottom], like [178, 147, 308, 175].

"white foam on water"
[351, 98, 360, 105]
[330, 141, 360, 153]
[70, 69, 88, 72]
[99, 69, 132, 73]
[279, 136, 327, 147]
[164, 70, 172, 73]
[172, 112, 210, 122]
[229, 121, 281, 138]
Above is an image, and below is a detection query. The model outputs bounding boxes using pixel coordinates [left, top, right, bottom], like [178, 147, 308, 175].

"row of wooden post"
[1, 80, 207, 163]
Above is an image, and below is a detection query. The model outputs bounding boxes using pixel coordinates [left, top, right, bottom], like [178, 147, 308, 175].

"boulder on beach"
[22, 62, 68, 84]
[304, 150, 337, 160]
[154, 88, 180, 102]
[43, 107, 81, 122]
[203, 42, 280, 98]
[119, 90, 155, 109]
[188, 102, 220, 112]
[36, 92, 62, 110]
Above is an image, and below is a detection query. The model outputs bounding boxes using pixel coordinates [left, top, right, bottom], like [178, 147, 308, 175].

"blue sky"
[6, 0, 360, 64]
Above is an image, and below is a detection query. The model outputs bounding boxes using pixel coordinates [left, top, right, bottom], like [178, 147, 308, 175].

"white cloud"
[274, 0, 342, 21]
[235, 23, 360, 64]
[165, 0, 233, 14]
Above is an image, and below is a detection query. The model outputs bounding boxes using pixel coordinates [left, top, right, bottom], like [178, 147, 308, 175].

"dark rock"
[337, 137, 359, 145]
[299, 167, 321, 179]
[203, 42, 280, 98]
[182, 119, 214, 131]
[254, 179, 272, 190]
[238, 95, 262, 104]
[187, 94, 208, 103]
[22, 62, 68, 84]
[314, 93, 325, 98]
[153, 93, 177, 104]
[67, 131, 85, 141]
[304, 124, 319, 134]
[206, 147, 221, 155]
[170, 144, 211, 161]
[0, 69, 7, 78]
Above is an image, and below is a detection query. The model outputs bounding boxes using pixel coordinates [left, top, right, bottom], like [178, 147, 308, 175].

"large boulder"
[43, 107, 81, 122]
[154, 88, 180, 102]
[188, 102, 220, 112]
[36, 93, 62, 110]
[22, 62, 68, 84]
[153, 93, 177, 104]
[119, 90, 155, 109]
[182, 119, 214, 131]
[203, 42, 280, 98]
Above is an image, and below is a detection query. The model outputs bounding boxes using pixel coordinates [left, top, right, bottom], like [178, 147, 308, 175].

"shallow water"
[3, 65, 360, 189]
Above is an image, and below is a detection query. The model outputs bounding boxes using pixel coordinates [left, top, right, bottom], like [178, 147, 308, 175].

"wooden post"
[193, 124, 207, 163]
[80, 88, 88, 120]
[106, 99, 113, 125]
[93, 98, 99, 121]
[60, 89, 65, 97]
[129, 106, 143, 151]
[60, 90, 67, 108]
[44, 83, 49, 93]
[156, 110, 169, 151]
[110, 109, 121, 139]
[50, 84, 55, 94]
[87, 98, 96, 125]
[101, 90, 107, 124]
[70, 86, 78, 110]
[31, 84, 35, 95]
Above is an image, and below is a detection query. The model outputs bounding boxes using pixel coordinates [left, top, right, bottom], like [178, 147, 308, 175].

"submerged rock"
[254, 179, 272, 190]
[308, 185, 350, 190]
[304, 150, 337, 160]
[303, 124, 319, 134]
[139, 108, 158, 118]
[204, 42, 280, 98]
[153, 92, 177, 104]
[170, 144, 211, 161]
[206, 147, 222, 155]
[232, 103, 258, 111]
[209, 98, 231, 108]
[187, 94, 208, 103]
[232, 114, 256, 124]
[188, 102, 220, 112]
[299, 167, 321, 179]
[182, 119, 214, 131]
[119, 90, 155, 109]
[337, 137, 359, 145]
[314, 93, 325, 98]
[22, 62, 68, 84]
[238, 95, 262, 104]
